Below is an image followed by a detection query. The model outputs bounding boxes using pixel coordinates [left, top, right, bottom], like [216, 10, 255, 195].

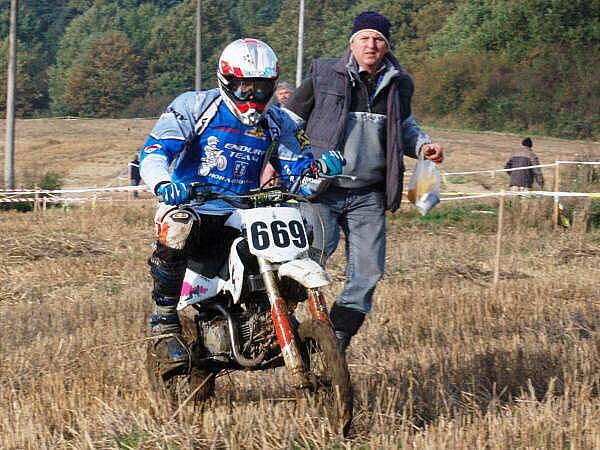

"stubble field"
[0, 119, 599, 449]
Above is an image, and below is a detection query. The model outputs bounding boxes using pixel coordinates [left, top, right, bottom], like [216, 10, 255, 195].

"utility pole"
[4, 0, 18, 189]
[295, 0, 304, 87]
[195, 0, 202, 91]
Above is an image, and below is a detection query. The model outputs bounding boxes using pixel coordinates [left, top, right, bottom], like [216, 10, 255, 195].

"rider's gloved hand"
[156, 181, 190, 205]
[316, 150, 345, 176]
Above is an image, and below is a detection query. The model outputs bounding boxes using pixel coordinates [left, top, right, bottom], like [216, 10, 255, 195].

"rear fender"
[177, 269, 226, 310]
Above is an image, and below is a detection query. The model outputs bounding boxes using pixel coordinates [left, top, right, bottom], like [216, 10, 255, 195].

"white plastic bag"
[407, 157, 441, 215]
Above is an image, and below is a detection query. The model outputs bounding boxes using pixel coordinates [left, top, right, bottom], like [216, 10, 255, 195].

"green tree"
[0, 39, 46, 116]
[62, 31, 144, 116]
[145, 0, 237, 96]
[48, 0, 163, 113]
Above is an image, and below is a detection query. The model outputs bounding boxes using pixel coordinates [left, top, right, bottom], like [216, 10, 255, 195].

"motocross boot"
[148, 246, 189, 376]
[330, 303, 366, 356]
[149, 295, 188, 373]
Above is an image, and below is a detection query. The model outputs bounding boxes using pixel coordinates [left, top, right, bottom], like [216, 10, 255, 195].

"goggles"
[225, 78, 276, 103]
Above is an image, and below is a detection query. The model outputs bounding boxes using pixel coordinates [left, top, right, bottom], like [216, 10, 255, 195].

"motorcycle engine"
[200, 305, 275, 363]
[201, 318, 230, 362]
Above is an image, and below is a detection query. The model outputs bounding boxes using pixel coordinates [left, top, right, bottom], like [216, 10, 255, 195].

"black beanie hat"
[350, 11, 391, 47]
[522, 137, 533, 147]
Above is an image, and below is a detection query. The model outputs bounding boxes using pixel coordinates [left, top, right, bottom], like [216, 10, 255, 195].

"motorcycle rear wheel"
[298, 320, 353, 436]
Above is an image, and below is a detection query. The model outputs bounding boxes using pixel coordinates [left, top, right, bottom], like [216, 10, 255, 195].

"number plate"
[241, 207, 309, 262]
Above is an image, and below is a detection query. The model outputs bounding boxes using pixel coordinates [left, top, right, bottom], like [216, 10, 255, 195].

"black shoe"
[334, 330, 352, 355]
[330, 303, 365, 356]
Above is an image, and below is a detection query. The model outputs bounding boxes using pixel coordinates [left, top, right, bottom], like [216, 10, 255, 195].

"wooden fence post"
[552, 161, 561, 229]
[34, 185, 39, 212]
[493, 190, 505, 288]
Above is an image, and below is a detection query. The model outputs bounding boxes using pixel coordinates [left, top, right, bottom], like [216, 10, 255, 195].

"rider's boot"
[148, 245, 189, 376]
[330, 303, 365, 356]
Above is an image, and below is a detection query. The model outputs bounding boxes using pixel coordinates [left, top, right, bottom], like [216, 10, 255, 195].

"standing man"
[129, 154, 141, 198]
[505, 137, 545, 191]
[284, 11, 445, 353]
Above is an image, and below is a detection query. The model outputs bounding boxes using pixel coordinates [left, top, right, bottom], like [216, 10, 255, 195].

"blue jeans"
[302, 186, 386, 314]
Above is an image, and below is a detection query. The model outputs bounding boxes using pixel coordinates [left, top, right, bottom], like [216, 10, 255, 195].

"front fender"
[278, 258, 330, 289]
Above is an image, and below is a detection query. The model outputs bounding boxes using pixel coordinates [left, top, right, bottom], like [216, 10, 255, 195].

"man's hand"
[156, 181, 190, 205]
[316, 150, 346, 176]
[422, 143, 444, 164]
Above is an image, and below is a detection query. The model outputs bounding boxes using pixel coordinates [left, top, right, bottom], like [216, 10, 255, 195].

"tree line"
[0, 0, 597, 138]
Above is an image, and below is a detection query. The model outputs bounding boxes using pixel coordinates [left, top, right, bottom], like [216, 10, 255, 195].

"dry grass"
[0, 201, 598, 449]
[0, 119, 599, 448]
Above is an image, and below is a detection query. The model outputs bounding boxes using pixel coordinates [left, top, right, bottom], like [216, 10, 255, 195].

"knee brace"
[154, 206, 197, 251]
[150, 207, 198, 298]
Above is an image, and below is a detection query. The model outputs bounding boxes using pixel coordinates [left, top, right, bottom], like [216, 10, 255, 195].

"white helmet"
[217, 38, 279, 126]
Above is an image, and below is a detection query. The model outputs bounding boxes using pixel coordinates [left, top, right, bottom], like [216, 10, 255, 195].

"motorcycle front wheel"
[298, 319, 353, 436]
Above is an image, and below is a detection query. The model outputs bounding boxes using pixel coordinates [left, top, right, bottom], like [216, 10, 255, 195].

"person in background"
[284, 11, 445, 354]
[274, 81, 294, 106]
[505, 137, 545, 191]
[138, 38, 344, 381]
[129, 154, 141, 198]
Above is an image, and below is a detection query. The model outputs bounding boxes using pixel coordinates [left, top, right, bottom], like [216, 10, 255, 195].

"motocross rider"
[139, 38, 345, 377]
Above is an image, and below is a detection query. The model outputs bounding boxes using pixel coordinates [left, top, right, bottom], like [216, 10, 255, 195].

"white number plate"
[241, 207, 309, 262]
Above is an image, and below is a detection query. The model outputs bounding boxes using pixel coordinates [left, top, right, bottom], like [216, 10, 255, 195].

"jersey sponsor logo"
[216, 154, 228, 171]
[171, 212, 191, 221]
[166, 106, 186, 121]
[233, 161, 249, 177]
[295, 129, 310, 149]
[143, 143, 162, 154]
[200, 136, 226, 175]
[223, 142, 265, 155]
[244, 128, 267, 140]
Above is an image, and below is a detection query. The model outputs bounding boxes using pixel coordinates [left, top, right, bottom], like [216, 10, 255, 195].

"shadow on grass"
[352, 344, 597, 429]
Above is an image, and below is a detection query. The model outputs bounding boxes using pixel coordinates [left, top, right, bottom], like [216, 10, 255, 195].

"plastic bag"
[407, 157, 441, 215]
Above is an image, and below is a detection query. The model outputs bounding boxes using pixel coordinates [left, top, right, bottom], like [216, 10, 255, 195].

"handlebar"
[156, 169, 357, 207]
[187, 184, 305, 209]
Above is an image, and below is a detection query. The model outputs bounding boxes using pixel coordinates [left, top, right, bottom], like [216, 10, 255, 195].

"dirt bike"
[146, 174, 353, 435]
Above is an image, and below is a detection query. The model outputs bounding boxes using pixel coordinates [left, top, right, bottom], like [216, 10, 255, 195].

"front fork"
[259, 257, 334, 388]
[307, 288, 333, 326]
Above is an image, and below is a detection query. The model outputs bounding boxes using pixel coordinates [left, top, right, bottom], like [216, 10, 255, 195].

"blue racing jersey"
[140, 89, 318, 213]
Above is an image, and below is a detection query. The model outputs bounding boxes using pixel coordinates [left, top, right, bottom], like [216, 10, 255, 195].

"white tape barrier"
[0, 185, 150, 196]
[1, 160, 598, 196]
[2, 189, 598, 205]
[556, 161, 600, 165]
[444, 163, 557, 176]
[439, 191, 600, 202]
[0, 159, 598, 204]
[0, 196, 153, 204]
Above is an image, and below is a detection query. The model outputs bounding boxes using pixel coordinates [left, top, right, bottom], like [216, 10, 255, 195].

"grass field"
[0, 119, 599, 448]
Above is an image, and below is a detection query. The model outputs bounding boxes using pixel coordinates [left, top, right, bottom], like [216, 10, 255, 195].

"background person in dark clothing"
[284, 11, 444, 354]
[129, 154, 141, 198]
[505, 137, 545, 191]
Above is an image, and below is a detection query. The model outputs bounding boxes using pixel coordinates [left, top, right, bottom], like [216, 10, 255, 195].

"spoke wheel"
[298, 320, 353, 436]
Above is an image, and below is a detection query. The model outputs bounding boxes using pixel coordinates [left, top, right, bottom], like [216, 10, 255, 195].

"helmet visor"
[225, 78, 276, 104]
